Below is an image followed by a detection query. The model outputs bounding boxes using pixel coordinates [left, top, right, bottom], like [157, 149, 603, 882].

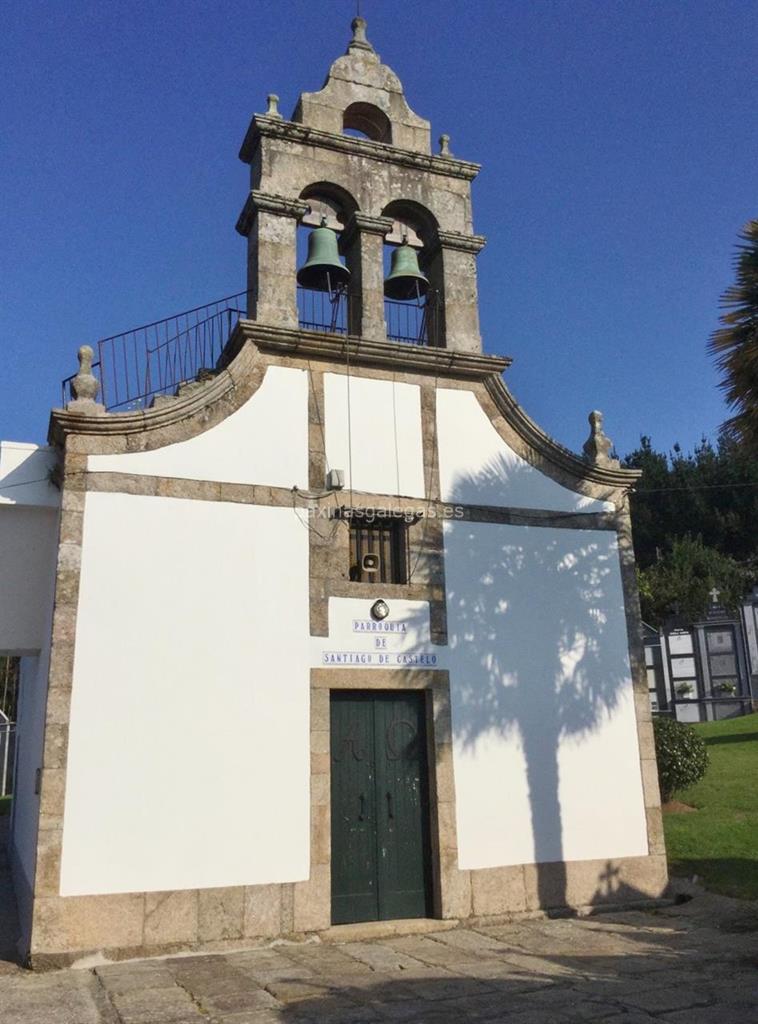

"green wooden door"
[330, 691, 432, 925]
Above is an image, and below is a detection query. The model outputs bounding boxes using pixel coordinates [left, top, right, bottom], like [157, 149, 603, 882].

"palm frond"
[709, 219, 758, 450]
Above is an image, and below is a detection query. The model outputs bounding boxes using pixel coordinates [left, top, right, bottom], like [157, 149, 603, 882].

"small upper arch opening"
[343, 102, 392, 144]
[299, 181, 359, 229]
[381, 199, 438, 248]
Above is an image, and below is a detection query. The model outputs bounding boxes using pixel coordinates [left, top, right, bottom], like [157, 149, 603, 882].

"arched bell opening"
[296, 185, 358, 335]
[343, 102, 392, 144]
[381, 201, 443, 347]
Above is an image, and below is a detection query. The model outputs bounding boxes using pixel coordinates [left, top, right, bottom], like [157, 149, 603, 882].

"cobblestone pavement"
[1, 886, 758, 1024]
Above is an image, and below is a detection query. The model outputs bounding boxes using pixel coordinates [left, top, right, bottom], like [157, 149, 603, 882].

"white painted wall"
[0, 443, 59, 947]
[60, 492, 311, 896]
[52, 373, 647, 900]
[10, 656, 46, 938]
[0, 507, 59, 652]
[0, 442, 59, 508]
[324, 374, 425, 498]
[443, 520, 648, 869]
[87, 366, 309, 489]
[436, 389, 614, 513]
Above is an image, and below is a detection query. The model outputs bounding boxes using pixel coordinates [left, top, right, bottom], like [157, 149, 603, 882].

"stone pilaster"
[236, 191, 308, 328]
[616, 494, 667, 878]
[342, 214, 393, 343]
[430, 232, 486, 354]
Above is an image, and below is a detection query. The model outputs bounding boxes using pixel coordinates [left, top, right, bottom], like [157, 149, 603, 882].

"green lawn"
[663, 711, 758, 899]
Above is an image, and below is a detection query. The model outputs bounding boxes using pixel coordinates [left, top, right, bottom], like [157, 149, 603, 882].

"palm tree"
[709, 219, 758, 450]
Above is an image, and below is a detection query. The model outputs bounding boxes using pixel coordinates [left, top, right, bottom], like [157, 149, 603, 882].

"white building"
[1, 19, 665, 966]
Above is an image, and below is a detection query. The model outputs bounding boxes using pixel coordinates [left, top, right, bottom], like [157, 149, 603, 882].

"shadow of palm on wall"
[405, 452, 636, 909]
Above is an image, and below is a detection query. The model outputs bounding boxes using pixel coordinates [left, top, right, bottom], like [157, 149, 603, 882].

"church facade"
[2, 19, 666, 965]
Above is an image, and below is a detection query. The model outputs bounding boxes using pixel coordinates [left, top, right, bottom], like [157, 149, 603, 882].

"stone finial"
[67, 345, 105, 413]
[348, 16, 374, 52]
[583, 410, 619, 468]
[438, 134, 452, 158]
[265, 93, 282, 119]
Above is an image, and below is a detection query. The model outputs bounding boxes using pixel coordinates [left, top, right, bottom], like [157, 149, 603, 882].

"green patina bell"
[297, 224, 350, 292]
[384, 243, 429, 301]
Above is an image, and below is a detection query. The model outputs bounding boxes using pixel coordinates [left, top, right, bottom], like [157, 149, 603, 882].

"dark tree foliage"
[709, 219, 758, 450]
[637, 536, 746, 625]
[653, 715, 709, 802]
[624, 434, 758, 570]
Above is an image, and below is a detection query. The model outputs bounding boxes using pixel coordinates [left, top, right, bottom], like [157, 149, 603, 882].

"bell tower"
[236, 17, 485, 353]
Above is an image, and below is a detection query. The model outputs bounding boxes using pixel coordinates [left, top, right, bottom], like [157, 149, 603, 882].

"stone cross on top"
[709, 586, 721, 604]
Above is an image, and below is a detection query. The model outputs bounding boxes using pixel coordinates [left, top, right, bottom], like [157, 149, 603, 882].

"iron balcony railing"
[384, 297, 431, 346]
[296, 287, 436, 345]
[61, 288, 441, 412]
[61, 292, 247, 412]
[297, 286, 348, 335]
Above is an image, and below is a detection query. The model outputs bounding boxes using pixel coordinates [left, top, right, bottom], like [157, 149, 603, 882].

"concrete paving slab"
[0, 887, 757, 1022]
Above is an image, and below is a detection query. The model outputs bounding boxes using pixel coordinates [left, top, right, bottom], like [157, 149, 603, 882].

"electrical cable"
[0, 477, 53, 490]
[634, 481, 758, 494]
[345, 335, 354, 513]
[408, 289, 442, 584]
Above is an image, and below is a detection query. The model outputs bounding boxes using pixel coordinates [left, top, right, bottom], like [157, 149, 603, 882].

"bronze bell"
[384, 243, 429, 301]
[297, 224, 350, 292]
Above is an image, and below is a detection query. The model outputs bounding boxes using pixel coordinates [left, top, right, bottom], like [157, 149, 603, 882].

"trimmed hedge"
[653, 715, 709, 802]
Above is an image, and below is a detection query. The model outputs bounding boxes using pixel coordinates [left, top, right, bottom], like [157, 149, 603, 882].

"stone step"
[148, 393, 179, 409]
[176, 368, 217, 397]
[147, 368, 219, 408]
[320, 917, 459, 943]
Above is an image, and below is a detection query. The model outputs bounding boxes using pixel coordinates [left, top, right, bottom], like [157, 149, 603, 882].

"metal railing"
[62, 292, 247, 412]
[297, 286, 347, 334]
[60, 286, 443, 412]
[0, 721, 15, 798]
[384, 296, 434, 346]
[296, 288, 437, 345]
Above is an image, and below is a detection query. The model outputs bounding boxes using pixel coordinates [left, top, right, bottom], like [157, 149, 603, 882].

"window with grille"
[349, 516, 409, 584]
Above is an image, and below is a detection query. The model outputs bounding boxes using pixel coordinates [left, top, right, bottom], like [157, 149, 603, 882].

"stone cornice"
[341, 213, 394, 246]
[48, 363, 240, 444]
[235, 190, 309, 236]
[47, 324, 510, 446]
[79, 470, 618, 531]
[239, 115, 481, 182]
[432, 231, 487, 255]
[47, 319, 636, 496]
[220, 321, 512, 379]
[484, 375, 641, 492]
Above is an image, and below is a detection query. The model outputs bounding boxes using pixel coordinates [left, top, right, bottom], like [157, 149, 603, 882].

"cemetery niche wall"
[643, 588, 758, 721]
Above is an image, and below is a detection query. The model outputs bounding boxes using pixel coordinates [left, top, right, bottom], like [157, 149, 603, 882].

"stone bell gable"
[294, 16, 432, 151]
[237, 17, 484, 352]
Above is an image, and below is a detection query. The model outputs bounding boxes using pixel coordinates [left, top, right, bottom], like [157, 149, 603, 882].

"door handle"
[359, 793, 365, 821]
[386, 791, 394, 820]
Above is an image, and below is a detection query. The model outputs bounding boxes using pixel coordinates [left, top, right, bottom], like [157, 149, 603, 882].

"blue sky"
[2, 0, 756, 456]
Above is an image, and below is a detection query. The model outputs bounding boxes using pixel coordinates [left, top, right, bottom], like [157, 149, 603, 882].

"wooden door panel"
[374, 692, 432, 920]
[330, 690, 432, 924]
[330, 693, 378, 925]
